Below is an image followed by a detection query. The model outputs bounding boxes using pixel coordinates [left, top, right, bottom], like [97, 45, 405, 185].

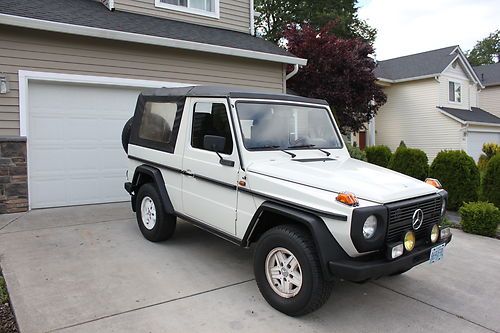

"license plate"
[429, 244, 445, 264]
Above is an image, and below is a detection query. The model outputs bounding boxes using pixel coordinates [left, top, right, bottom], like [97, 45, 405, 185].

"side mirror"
[203, 135, 235, 167]
[203, 135, 226, 152]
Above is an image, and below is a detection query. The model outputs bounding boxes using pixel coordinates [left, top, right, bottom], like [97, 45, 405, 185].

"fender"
[243, 201, 350, 281]
[127, 165, 175, 215]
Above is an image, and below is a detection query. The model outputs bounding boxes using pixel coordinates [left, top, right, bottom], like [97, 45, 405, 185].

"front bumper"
[329, 235, 452, 282]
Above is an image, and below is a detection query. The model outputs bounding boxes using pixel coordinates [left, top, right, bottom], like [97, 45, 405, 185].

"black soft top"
[140, 86, 329, 106]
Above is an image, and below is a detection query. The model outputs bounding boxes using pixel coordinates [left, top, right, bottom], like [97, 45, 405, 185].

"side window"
[191, 102, 234, 155]
[139, 102, 177, 143]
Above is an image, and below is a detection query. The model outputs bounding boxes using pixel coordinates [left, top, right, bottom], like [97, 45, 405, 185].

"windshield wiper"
[318, 148, 331, 156]
[287, 144, 316, 149]
[247, 145, 280, 150]
[281, 150, 296, 158]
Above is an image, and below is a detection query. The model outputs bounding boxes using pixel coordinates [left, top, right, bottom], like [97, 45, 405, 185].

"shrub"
[478, 142, 500, 172]
[346, 142, 367, 161]
[478, 154, 489, 172]
[429, 150, 480, 210]
[459, 202, 500, 237]
[388, 146, 428, 180]
[481, 154, 500, 207]
[482, 142, 500, 159]
[365, 145, 392, 167]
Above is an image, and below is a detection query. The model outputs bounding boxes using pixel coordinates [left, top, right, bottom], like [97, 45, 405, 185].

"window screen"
[449, 81, 461, 103]
[191, 102, 233, 154]
[138, 102, 177, 143]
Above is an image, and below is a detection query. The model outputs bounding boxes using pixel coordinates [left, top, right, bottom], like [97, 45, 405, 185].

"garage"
[26, 79, 156, 209]
[467, 130, 500, 162]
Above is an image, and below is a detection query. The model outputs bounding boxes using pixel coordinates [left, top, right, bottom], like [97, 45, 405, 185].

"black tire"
[136, 183, 176, 242]
[254, 224, 333, 316]
[121, 117, 133, 153]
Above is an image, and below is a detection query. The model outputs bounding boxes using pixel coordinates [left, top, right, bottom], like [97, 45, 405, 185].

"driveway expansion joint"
[0, 218, 135, 236]
[370, 281, 499, 333]
[47, 278, 256, 332]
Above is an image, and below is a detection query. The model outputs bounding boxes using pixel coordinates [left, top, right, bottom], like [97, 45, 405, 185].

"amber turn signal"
[425, 178, 442, 189]
[336, 192, 359, 206]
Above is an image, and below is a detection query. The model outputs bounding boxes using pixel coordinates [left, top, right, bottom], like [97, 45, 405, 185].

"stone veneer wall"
[0, 137, 28, 213]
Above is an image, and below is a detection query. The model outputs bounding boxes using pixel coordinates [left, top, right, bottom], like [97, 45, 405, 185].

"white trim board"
[18, 70, 190, 210]
[18, 70, 190, 137]
[154, 0, 220, 19]
[0, 13, 307, 66]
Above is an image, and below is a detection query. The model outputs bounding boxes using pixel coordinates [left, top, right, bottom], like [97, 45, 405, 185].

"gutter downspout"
[286, 64, 299, 81]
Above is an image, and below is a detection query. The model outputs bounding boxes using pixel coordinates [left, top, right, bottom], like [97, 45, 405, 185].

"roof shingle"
[474, 63, 500, 87]
[438, 106, 500, 125]
[0, 0, 293, 58]
[375, 46, 458, 81]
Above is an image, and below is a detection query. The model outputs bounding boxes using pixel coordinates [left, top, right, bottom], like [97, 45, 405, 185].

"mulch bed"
[0, 302, 17, 333]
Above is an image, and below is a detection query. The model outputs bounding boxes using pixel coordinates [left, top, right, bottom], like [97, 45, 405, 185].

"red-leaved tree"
[285, 23, 386, 133]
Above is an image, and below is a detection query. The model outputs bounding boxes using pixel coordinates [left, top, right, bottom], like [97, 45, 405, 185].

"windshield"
[235, 102, 343, 150]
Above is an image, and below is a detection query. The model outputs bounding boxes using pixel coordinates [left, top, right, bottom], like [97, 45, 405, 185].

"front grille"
[386, 195, 442, 243]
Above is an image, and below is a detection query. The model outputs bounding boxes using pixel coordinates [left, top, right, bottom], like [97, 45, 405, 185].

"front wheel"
[254, 225, 333, 316]
[136, 183, 176, 242]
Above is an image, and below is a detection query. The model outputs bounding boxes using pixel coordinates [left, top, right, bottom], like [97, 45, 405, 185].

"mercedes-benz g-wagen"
[122, 86, 452, 316]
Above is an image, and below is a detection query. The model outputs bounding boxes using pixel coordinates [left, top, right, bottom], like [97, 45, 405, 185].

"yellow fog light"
[430, 224, 439, 243]
[404, 231, 416, 252]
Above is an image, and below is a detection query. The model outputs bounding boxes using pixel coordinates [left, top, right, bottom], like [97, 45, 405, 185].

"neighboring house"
[356, 46, 500, 162]
[474, 62, 500, 119]
[0, 0, 306, 213]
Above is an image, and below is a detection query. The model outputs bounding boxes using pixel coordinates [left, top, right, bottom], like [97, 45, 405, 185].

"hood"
[247, 157, 436, 204]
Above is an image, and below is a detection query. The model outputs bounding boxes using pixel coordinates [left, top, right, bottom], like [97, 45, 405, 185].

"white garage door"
[28, 81, 144, 208]
[467, 131, 500, 162]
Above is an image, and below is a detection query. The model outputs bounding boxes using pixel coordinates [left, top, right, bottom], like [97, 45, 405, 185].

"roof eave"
[0, 13, 307, 66]
[376, 74, 439, 84]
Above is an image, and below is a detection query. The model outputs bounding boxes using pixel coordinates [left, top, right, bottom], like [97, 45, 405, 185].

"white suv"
[122, 86, 452, 316]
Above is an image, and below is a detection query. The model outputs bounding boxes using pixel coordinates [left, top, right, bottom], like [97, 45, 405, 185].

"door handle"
[182, 170, 194, 177]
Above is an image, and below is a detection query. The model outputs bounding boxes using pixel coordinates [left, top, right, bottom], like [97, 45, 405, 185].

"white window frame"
[155, 0, 220, 19]
[449, 81, 462, 104]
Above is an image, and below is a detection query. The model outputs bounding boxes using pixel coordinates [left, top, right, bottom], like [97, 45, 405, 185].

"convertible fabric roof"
[141, 86, 330, 105]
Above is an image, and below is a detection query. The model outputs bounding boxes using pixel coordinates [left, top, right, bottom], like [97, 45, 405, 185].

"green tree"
[254, 0, 376, 44]
[466, 30, 500, 66]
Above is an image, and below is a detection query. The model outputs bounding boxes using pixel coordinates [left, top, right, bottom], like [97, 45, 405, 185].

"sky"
[358, 0, 500, 60]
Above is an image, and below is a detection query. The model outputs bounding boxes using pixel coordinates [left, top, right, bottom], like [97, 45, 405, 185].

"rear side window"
[138, 102, 177, 143]
[191, 102, 233, 154]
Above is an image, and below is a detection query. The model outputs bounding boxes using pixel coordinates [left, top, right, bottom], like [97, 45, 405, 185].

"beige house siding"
[0, 26, 284, 136]
[114, 0, 250, 33]
[375, 78, 463, 161]
[478, 86, 500, 118]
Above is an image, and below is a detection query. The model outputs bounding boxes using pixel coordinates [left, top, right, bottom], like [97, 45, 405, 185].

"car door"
[181, 98, 240, 235]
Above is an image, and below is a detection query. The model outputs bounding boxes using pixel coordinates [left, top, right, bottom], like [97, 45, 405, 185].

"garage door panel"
[28, 81, 144, 209]
[467, 131, 500, 162]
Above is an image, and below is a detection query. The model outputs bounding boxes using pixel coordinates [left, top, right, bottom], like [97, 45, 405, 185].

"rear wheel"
[136, 183, 176, 242]
[254, 225, 333, 316]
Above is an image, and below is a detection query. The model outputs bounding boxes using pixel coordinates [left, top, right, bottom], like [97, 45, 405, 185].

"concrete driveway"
[0, 203, 499, 333]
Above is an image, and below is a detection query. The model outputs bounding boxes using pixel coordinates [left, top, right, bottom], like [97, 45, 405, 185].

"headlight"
[404, 231, 416, 251]
[430, 224, 439, 243]
[440, 199, 446, 216]
[363, 215, 378, 239]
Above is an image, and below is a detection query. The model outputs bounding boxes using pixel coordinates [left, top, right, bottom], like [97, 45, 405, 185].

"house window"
[156, 0, 218, 17]
[449, 81, 461, 103]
